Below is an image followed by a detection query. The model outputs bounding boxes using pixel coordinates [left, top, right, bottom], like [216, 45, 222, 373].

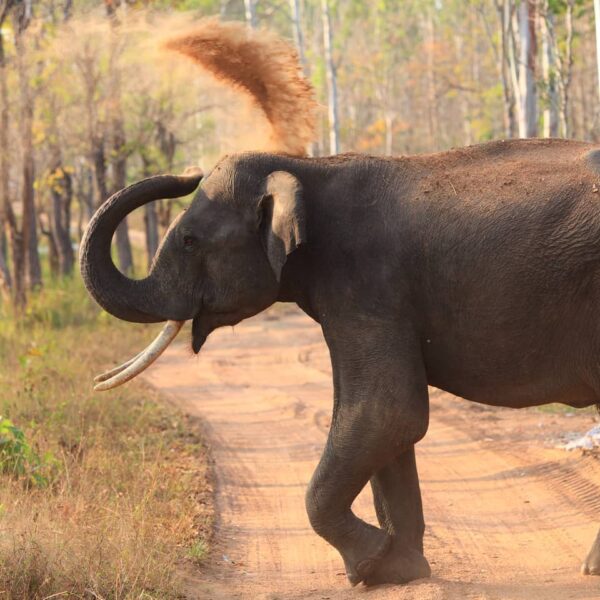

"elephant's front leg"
[305, 320, 430, 586]
[366, 447, 431, 585]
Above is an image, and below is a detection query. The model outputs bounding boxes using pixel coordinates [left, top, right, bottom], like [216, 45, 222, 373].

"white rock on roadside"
[561, 425, 600, 451]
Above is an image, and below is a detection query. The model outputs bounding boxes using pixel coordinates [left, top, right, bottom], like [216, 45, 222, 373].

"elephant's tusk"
[94, 351, 144, 383]
[93, 320, 185, 391]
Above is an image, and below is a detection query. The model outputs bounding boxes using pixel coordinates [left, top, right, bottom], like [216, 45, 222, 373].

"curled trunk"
[79, 173, 202, 323]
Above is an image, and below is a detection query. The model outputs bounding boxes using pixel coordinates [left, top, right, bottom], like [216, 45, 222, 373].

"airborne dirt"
[143, 306, 600, 600]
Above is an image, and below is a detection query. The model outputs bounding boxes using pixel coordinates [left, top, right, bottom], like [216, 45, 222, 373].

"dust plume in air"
[163, 19, 318, 156]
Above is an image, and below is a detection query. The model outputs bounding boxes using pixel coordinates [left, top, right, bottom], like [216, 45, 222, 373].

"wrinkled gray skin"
[80, 138, 600, 585]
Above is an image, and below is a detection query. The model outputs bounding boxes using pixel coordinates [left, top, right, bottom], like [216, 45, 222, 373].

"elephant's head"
[79, 155, 306, 390]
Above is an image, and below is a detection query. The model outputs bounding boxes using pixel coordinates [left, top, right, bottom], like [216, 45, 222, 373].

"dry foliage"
[0, 281, 212, 599]
[164, 19, 318, 156]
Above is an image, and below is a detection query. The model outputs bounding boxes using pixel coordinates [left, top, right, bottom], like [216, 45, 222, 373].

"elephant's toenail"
[356, 558, 376, 578]
[581, 563, 600, 576]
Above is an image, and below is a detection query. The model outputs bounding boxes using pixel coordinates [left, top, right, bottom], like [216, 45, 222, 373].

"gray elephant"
[80, 138, 600, 586]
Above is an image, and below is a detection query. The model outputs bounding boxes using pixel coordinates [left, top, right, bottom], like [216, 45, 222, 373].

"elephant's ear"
[258, 171, 306, 282]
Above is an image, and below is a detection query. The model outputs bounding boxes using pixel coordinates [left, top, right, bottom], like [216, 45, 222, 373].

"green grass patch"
[187, 539, 209, 565]
[533, 403, 597, 416]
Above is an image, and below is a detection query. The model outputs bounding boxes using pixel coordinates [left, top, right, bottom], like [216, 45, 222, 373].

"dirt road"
[143, 307, 600, 599]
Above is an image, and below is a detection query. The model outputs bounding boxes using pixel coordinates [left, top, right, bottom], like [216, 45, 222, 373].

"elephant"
[80, 137, 600, 586]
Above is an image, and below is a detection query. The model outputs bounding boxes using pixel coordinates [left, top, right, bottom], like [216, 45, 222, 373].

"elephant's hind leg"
[365, 446, 431, 585]
[582, 529, 600, 575]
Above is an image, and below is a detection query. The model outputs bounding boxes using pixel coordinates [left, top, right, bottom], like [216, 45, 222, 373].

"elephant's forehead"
[200, 163, 234, 197]
[202, 153, 267, 200]
[186, 192, 248, 230]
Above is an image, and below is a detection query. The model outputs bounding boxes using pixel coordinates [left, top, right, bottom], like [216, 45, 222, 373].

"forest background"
[1, 0, 599, 307]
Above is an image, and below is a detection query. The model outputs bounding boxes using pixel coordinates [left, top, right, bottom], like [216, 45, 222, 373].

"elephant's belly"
[434, 378, 600, 409]
[423, 346, 600, 410]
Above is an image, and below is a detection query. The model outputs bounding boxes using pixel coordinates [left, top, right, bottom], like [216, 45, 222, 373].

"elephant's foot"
[582, 540, 600, 575]
[341, 528, 392, 586]
[363, 538, 431, 586]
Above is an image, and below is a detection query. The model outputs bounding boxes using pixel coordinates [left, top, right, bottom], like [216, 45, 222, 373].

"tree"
[0, 0, 15, 300]
[0, 0, 39, 306]
[244, 0, 256, 28]
[542, 0, 574, 137]
[518, 0, 538, 137]
[493, 0, 518, 137]
[596, 0, 600, 105]
[290, 0, 307, 70]
[540, 6, 559, 137]
[14, 0, 42, 290]
[321, 0, 339, 154]
[106, 1, 133, 275]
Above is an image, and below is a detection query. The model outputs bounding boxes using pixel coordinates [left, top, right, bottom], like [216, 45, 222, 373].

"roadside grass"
[0, 277, 212, 599]
[534, 403, 597, 416]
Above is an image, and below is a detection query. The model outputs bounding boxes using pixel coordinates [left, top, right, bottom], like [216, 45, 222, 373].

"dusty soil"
[143, 307, 600, 599]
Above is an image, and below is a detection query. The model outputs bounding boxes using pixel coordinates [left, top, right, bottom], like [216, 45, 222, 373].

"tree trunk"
[544, 0, 574, 137]
[107, 4, 133, 275]
[384, 112, 394, 156]
[92, 135, 108, 208]
[290, 0, 307, 69]
[518, 0, 538, 138]
[45, 83, 75, 278]
[155, 123, 175, 238]
[0, 22, 13, 301]
[559, 0, 574, 138]
[0, 221, 11, 301]
[496, 0, 518, 137]
[507, 2, 523, 135]
[456, 21, 475, 146]
[244, 0, 257, 29]
[111, 118, 134, 275]
[22, 148, 42, 290]
[321, 0, 339, 154]
[141, 158, 159, 269]
[63, 0, 73, 21]
[40, 215, 59, 278]
[424, 11, 440, 149]
[0, 123, 26, 304]
[14, 24, 42, 291]
[76, 162, 95, 242]
[144, 203, 159, 270]
[595, 0, 600, 106]
[49, 159, 75, 276]
[291, 0, 314, 154]
[541, 9, 559, 137]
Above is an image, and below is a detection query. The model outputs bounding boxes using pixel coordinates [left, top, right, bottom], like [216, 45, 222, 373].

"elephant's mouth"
[191, 309, 250, 354]
[191, 314, 211, 354]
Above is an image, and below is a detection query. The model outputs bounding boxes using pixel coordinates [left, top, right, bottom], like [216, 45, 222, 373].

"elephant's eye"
[183, 235, 196, 250]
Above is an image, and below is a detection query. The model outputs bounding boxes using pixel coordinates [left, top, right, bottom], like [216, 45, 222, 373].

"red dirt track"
[144, 307, 600, 599]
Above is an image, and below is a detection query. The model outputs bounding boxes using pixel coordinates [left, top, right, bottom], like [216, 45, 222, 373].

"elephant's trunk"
[79, 173, 202, 323]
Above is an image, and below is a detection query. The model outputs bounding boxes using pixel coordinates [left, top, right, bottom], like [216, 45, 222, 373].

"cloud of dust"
[45, 11, 317, 163]
[163, 18, 318, 156]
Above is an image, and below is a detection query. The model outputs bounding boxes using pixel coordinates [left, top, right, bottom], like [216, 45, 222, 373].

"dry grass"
[164, 19, 318, 156]
[0, 279, 212, 599]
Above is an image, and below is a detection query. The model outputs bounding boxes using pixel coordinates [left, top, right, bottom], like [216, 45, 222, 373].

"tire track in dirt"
[143, 308, 600, 599]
